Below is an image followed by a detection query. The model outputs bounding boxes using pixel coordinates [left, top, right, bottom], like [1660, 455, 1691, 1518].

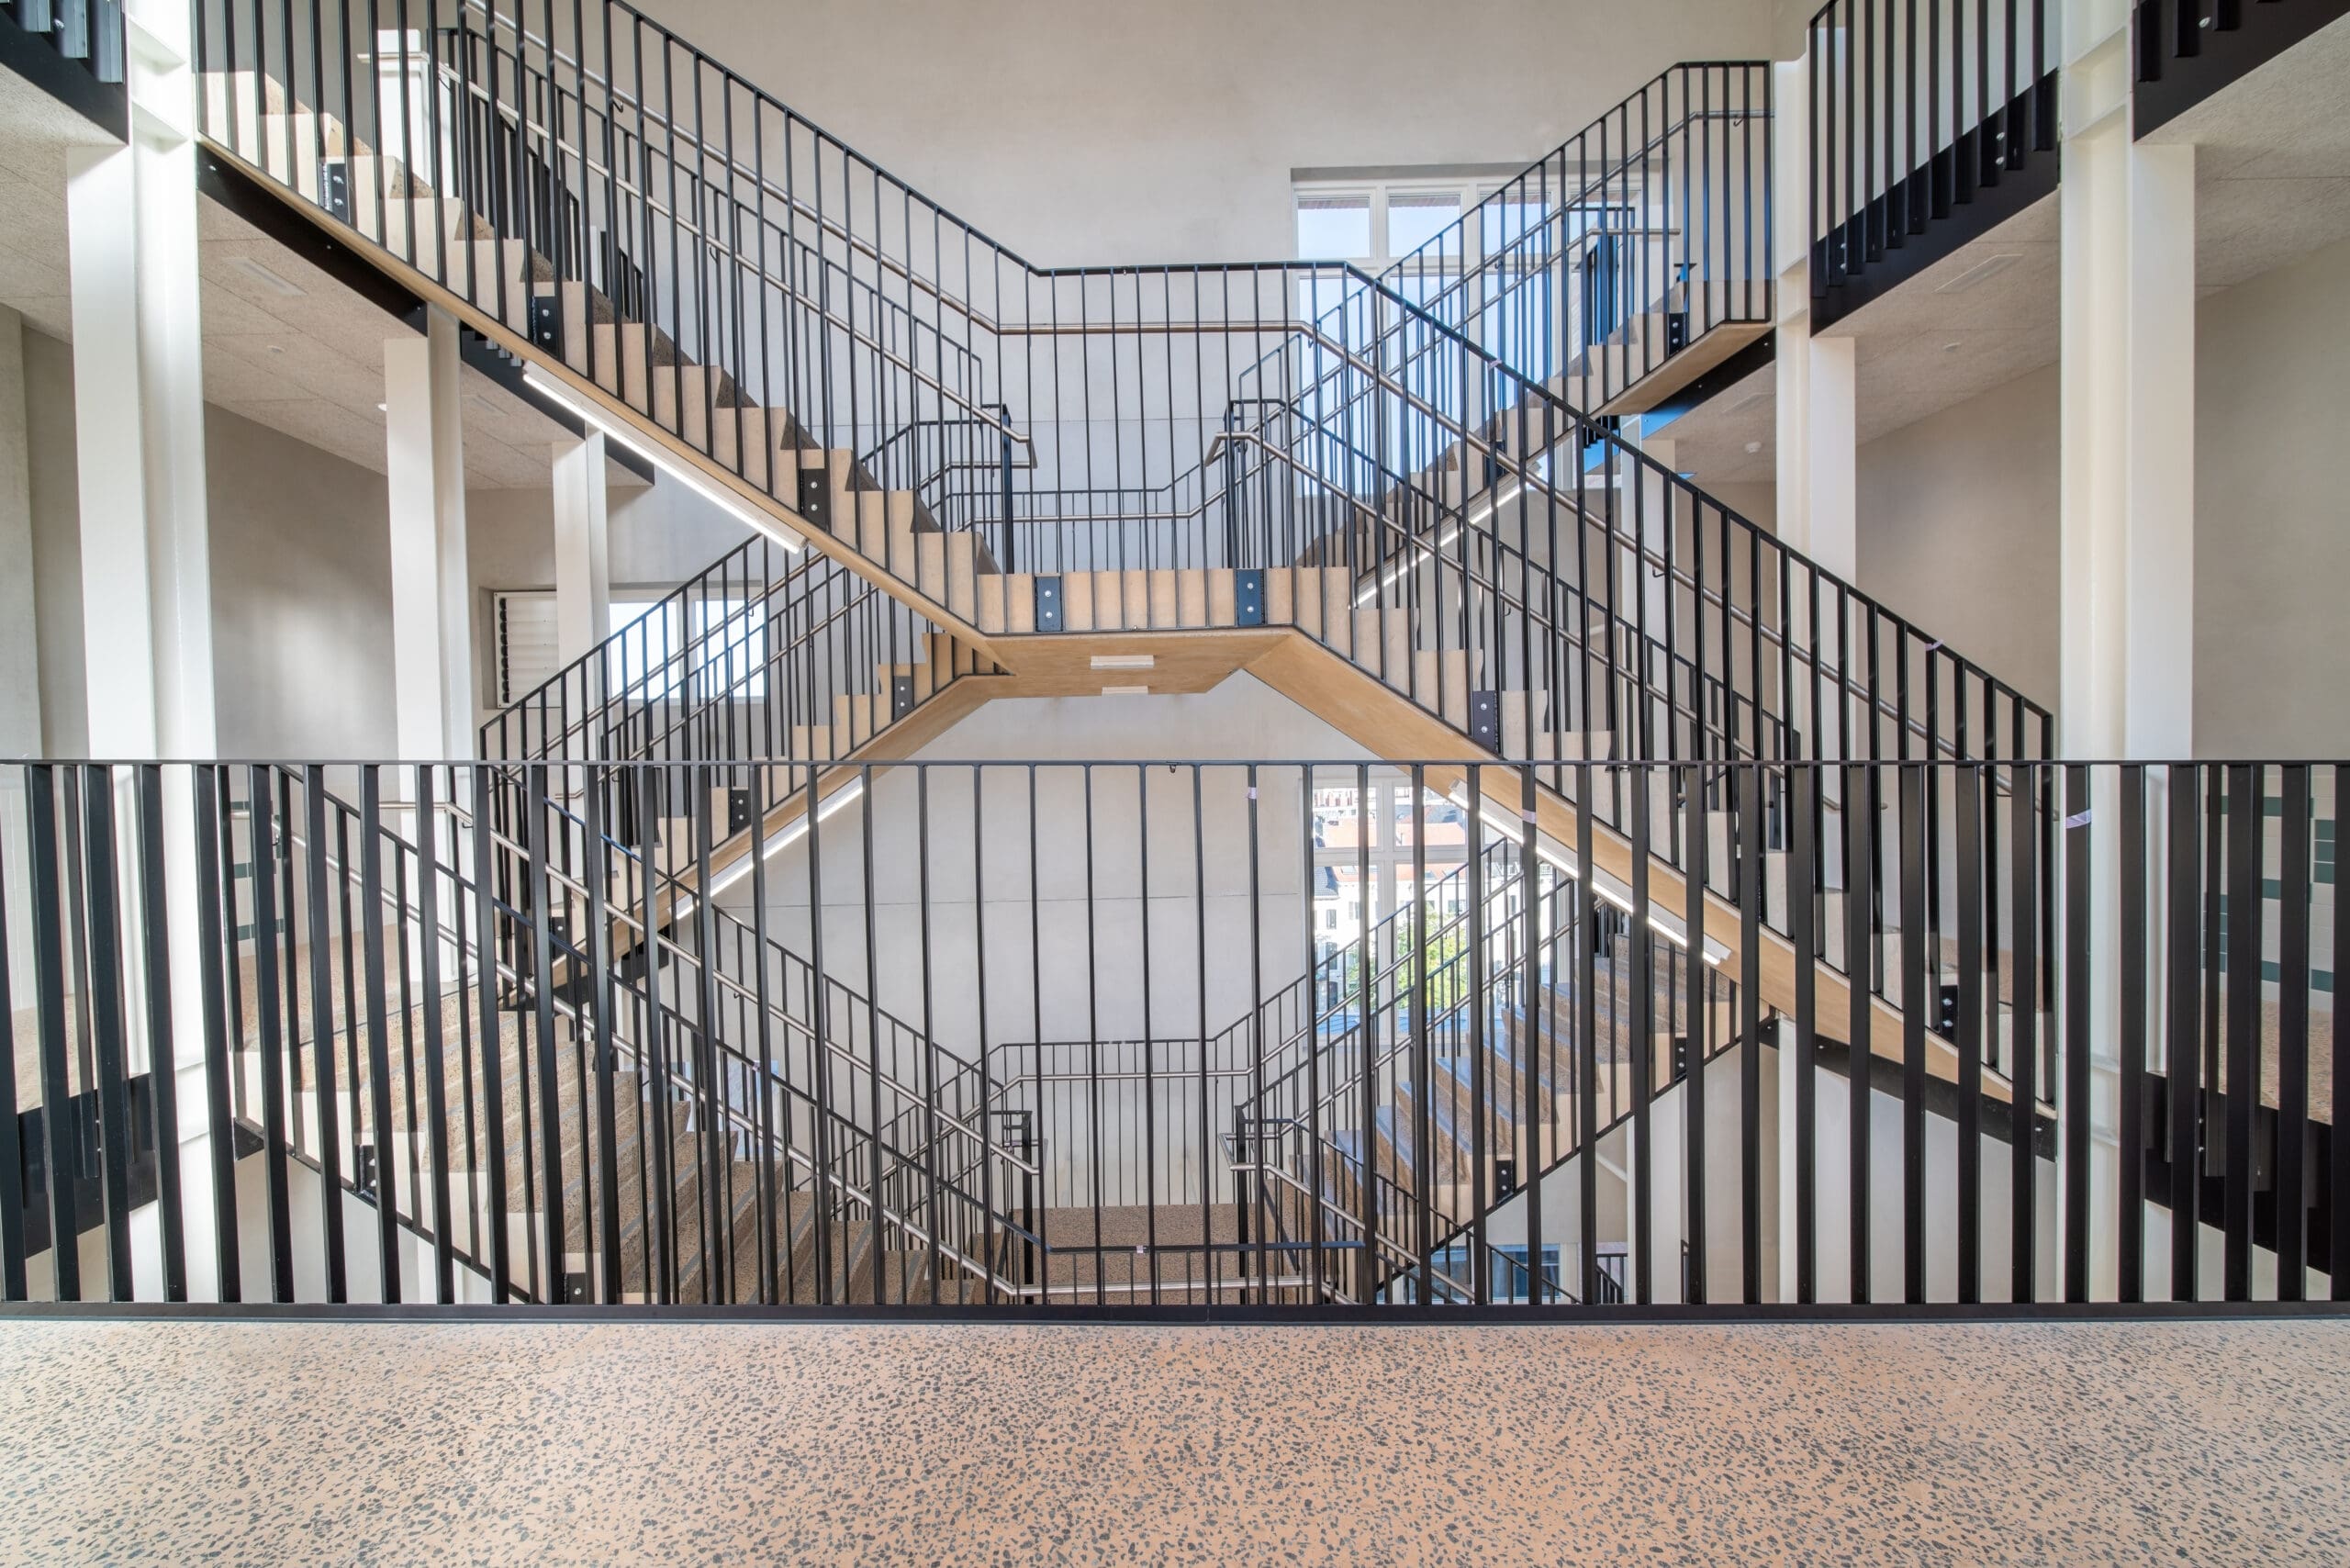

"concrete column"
[1770, 56, 1860, 761]
[0, 308, 38, 757]
[62, 0, 223, 1299]
[552, 431, 610, 667]
[1771, 301, 1859, 580]
[65, 45, 214, 760]
[385, 307, 475, 761]
[2057, 0, 2197, 1300]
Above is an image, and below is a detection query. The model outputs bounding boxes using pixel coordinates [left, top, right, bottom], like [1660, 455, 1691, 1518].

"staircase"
[228, 762, 1040, 1305]
[1371, 62, 1775, 417]
[1209, 822, 1746, 1305]
[178, 0, 2058, 1307]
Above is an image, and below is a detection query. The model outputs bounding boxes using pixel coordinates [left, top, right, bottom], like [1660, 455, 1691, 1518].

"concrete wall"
[2193, 232, 2350, 757]
[206, 406, 399, 757]
[1839, 235, 2350, 755]
[20, 317, 762, 756]
[718, 676, 1373, 1057]
[25, 327, 84, 757]
[1854, 363, 2063, 712]
[26, 330, 401, 758]
[466, 476, 750, 599]
[0, 309, 37, 757]
[630, 0, 1776, 266]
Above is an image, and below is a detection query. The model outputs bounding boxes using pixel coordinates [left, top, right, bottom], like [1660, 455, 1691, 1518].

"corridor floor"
[1, 1313, 2345, 1564]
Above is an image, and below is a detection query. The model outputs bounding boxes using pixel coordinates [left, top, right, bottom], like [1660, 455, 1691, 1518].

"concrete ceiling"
[0, 65, 615, 491]
[1666, 10, 2350, 490]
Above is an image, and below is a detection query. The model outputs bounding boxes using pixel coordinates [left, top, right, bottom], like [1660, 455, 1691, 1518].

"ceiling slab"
[0, 65, 624, 492]
[1667, 14, 2350, 492]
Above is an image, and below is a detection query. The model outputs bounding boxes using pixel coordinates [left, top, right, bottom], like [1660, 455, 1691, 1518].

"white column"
[1770, 256, 1860, 576]
[63, 0, 222, 1298]
[385, 307, 475, 761]
[1771, 56, 1860, 766]
[0, 307, 38, 756]
[1766, 60, 1862, 580]
[66, 49, 214, 760]
[2058, 0, 2197, 1301]
[552, 431, 611, 666]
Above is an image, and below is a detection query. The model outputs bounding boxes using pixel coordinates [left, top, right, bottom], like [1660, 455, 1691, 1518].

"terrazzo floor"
[1, 1316, 2346, 1564]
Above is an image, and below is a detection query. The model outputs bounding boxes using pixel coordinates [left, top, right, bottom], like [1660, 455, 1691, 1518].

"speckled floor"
[1, 1317, 2345, 1565]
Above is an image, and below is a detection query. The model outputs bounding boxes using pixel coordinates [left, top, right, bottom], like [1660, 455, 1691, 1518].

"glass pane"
[610, 599, 681, 701]
[1387, 191, 1461, 259]
[1480, 196, 1550, 255]
[1296, 194, 1371, 260]
[690, 598, 768, 700]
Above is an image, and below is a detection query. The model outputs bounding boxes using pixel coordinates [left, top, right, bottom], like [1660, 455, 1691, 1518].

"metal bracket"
[892, 674, 917, 720]
[1234, 569, 1265, 627]
[1035, 575, 1064, 632]
[1469, 689, 1501, 752]
[726, 787, 753, 835]
[527, 294, 563, 359]
[796, 463, 832, 532]
[319, 158, 351, 224]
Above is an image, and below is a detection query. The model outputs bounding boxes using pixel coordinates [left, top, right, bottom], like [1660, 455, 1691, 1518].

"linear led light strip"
[1354, 476, 1527, 607]
[675, 778, 865, 918]
[522, 368, 804, 552]
[1445, 785, 1724, 965]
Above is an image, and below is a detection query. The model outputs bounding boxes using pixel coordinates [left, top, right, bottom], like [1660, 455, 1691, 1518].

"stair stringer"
[1241, 632, 2014, 1110]
[198, 137, 1016, 671]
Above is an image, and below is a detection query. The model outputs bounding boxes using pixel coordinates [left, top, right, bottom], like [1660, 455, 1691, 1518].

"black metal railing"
[1, 0, 126, 127]
[188, 0, 2049, 808]
[3, 756, 2340, 1311]
[1807, 0, 2057, 319]
[2133, 0, 2350, 136]
[478, 532, 975, 772]
[1372, 62, 1774, 414]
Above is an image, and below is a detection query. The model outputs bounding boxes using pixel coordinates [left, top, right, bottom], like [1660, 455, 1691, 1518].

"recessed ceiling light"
[265, 343, 284, 354]
[228, 256, 304, 297]
[1743, 440, 1762, 454]
[1089, 654, 1156, 670]
[1101, 684, 1150, 696]
[1942, 341, 1963, 353]
[375, 401, 387, 412]
[1729, 386, 1771, 413]
[1935, 253, 2020, 294]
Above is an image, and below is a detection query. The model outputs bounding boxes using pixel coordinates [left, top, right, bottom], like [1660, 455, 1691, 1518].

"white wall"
[25, 327, 84, 758]
[630, 0, 1778, 266]
[466, 475, 752, 599]
[206, 406, 399, 757]
[718, 676, 1373, 1057]
[1855, 364, 2063, 711]
[2193, 232, 2350, 757]
[26, 330, 401, 758]
[1483, 1034, 2065, 1304]
[1837, 233, 2350, 755]
[20, 315, 762, 757]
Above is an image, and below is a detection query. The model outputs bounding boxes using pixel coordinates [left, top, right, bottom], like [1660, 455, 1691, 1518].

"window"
[1293, 192, 1371, 262]
[607, 597, 769, 702]
[1290, 171, 1530, 478]
[492, 591, 562, 705]
[1292, 173, 1494, 272]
